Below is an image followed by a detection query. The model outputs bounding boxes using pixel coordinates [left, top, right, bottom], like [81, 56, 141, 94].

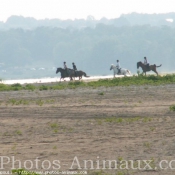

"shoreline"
[1, 75, 122, 85]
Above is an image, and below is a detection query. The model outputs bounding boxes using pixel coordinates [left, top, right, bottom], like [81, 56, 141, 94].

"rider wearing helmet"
[63, 62, 67, 69]
[63, 62, 69, 76]
[116, 60, 121, 74]
[72, 62, 77, 77]
[72, 62, 77, 71]
[144, 57, 150, 70]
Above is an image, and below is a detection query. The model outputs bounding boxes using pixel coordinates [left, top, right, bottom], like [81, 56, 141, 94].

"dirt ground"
[0, 83, 175, 175]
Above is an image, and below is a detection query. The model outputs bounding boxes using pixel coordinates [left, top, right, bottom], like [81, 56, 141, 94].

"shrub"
[25, 84, 36, 91]
[170, 105, 175, 111]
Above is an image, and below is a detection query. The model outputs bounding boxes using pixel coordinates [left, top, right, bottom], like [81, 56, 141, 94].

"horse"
[137, 62, 162, 76]
[75, 70, 90, 80]
[110, 64, 131, 77]
[56, 68, 75, 81]
[56, 68, 90, 81]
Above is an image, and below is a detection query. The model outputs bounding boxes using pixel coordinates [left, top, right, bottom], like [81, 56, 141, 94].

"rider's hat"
[116, 60, 119, 62]
[72, 62, 74, 64]
[64, 61, 66, 63]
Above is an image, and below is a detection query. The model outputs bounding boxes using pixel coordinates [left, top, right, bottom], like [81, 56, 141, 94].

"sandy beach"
[0, 83, 175, 174]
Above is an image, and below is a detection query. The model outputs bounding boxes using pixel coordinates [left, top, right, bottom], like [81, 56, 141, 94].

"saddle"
[74, 70, 78, 77]
[146, 64, 150, 71]
[117, 68, 121, 74]
[65, 68, 72, 76]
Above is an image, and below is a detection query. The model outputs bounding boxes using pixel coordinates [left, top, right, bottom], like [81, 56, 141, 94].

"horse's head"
[137, 62, 142, 69]
[110, 64, 114, 70]
[56, 67, 62, 74]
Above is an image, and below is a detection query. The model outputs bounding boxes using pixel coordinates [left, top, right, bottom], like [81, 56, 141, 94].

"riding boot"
[67, 69, 70, 76]
[147, 64, 150, 71]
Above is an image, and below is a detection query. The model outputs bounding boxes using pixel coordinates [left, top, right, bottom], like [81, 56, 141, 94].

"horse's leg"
[153, 69, 158, 76]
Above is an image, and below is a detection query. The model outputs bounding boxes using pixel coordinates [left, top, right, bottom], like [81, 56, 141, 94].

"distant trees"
[0, 15, 175, 79]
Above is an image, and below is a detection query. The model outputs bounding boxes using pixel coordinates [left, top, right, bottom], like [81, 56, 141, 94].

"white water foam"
[1, 75, 125, 85]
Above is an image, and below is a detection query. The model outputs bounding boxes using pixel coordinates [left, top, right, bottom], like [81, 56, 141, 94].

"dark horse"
[56, 68, 74, 81]
[75, 70, 90, 80]
[56, 68, 89, 81]
[137, 62, 162, 76]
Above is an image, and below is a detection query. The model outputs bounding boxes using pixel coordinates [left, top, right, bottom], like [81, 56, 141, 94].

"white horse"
[110, 64, 131, 77]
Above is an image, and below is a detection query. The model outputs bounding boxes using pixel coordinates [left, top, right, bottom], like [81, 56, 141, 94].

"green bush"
[39, 85, 49, 90]
[1, 74, 175, 92]
[11, 83, 23, 91]
[170, 105, 175, 111]
[25, 84, 36, 91]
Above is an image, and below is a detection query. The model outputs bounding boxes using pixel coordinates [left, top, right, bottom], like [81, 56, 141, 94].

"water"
[1, 75, 122, 85]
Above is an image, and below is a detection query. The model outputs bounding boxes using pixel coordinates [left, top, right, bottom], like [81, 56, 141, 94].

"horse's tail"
[83, 72, 90, 77]
[156, 64, 162, 68]
[127, 70, 131, 75]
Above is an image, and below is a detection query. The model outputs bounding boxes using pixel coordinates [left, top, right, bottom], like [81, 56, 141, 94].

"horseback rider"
[72, 62, 77, 77]
[63, 61, 69, 76]
[72, 62, 77, 71]
[116, 60, 121, 74]
[144, 57, 150, 70]
[63, 61, 67, 69]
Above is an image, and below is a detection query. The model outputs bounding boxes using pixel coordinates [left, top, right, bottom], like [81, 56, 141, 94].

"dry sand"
[0, 84, 175, 174]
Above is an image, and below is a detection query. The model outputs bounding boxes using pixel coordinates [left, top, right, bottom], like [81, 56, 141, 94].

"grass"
[6, 98, 55, 106]
[35, 99, 44, 106]
[0, 74, 175, 92]
[170, 104, 175, 111]
[143, 142, 151, 149]
[15, 130, 22, 135]
[98, 92, 104, 95]
[12, 169, 40, 175]
[50, 123, 58, 129]
[95, 116, 153, 125]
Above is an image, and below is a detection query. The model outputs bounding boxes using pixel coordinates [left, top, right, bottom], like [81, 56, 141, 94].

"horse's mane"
[58, 67, 64, 70]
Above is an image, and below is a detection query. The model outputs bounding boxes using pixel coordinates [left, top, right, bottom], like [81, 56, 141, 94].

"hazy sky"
[1, 0, 175, 22]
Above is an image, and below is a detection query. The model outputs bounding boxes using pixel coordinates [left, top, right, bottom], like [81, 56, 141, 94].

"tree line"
[0, 22, 175, 79]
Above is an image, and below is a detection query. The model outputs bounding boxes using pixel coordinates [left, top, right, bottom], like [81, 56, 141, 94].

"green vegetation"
[98, 92, 104, 95]
[1, 74, 175, 92]
[12, 169, 40, 175]
[6, 98, 55, 106]
[170, 104, 175, 111]
[95, 116, 152, 125]
[15, 130, 22, 135]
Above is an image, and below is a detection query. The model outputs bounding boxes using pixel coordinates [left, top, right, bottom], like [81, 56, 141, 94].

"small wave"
[2, 75, 119, 85]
